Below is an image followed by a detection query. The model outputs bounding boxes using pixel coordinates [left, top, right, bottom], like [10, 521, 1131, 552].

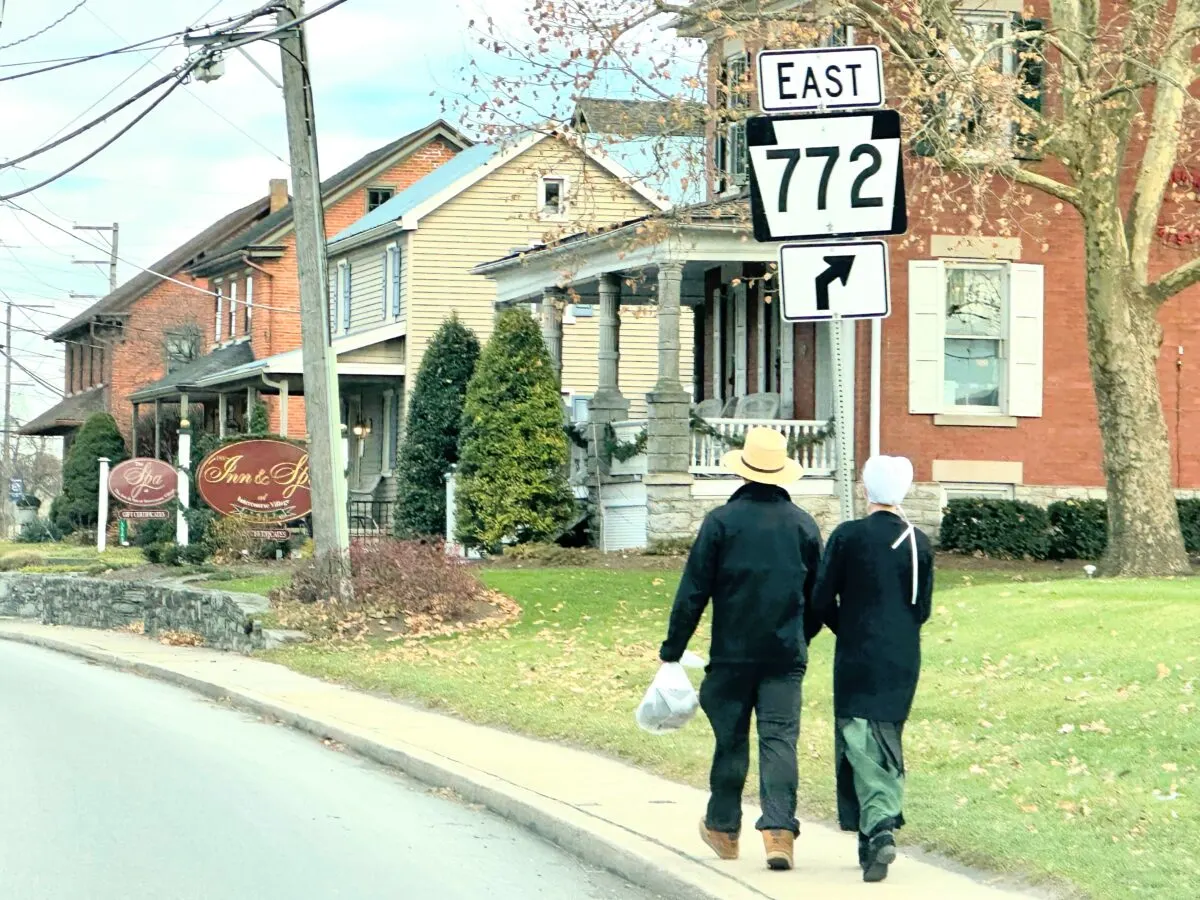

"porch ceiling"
[477, 222, 780, 306]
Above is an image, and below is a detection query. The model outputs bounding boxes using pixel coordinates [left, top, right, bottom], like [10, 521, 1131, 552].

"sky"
[0, 0, 539, 427]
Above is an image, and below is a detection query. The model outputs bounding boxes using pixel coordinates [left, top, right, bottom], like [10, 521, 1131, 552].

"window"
[229, 281, 239, 338]
[367, 187, 394, 212]
[908, 259, 1044, 419]
[719, 51, 751, 191]
[165, 331, 199, 374]
[243, 276, 253, 334]
[570, 395, 592, 423]
[943, 483, 1015, 503]
[944, 265, 1005, 410]
[539, 176, 567, 219]
[213, 283, 224, 343]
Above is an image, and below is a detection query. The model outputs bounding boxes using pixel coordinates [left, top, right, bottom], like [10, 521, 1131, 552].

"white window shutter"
[1007, 263, 1044, 417]
[908, 260, 945, 414]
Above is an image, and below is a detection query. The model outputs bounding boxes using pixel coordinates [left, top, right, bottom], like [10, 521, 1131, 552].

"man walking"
[807, 455, 935, 883]
[658, 427, 823, 871]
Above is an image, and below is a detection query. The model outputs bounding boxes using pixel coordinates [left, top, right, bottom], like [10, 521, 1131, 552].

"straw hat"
[721, 426, 803, 485]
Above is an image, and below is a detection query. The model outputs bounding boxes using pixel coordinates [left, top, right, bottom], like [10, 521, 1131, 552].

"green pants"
[835, 718, 906, 836]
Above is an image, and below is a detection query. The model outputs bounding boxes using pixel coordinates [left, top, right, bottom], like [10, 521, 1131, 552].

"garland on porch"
[563, 421, 648, 463]
[689, 411, 836, 458]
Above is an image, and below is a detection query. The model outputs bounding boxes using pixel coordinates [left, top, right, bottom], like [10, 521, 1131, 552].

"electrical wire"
[0, 65, 197, 202]
[0, 0, 89, 53]
[0, 348, 64, 395]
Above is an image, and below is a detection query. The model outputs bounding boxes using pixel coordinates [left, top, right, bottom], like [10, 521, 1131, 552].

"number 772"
[765, 144, 884, 213]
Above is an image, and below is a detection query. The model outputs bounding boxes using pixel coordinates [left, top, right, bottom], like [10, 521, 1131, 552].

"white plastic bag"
[635, 652, 705, 734]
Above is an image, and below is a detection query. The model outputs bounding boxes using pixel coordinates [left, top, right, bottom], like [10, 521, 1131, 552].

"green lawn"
[201, 574, 287, 596]
[0, 541, 145, 570]
[268, 567, 1200, 899]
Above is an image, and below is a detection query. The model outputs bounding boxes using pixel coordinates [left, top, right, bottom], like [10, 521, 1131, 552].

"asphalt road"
[0, 640, 658, 900]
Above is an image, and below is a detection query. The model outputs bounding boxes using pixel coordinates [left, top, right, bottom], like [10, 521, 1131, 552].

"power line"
[0, 347, 63, 395]
[0, 0, 90, 53]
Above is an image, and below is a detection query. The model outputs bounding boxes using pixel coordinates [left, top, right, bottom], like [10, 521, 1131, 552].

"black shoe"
[857, 832, 869, 870]
[862, 831, 896, 883]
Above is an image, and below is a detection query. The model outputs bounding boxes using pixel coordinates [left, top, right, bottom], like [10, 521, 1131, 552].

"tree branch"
[1148, 254, 1200, 304]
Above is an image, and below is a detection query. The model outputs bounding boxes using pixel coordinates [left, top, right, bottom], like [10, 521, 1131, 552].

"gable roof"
[48, 195, 272, 341]
[329, 130, 672, 250]
[573, 98, 707, 138]
[193, 120, 473, 273]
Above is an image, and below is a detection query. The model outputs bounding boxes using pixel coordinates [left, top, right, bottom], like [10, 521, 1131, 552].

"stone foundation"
[0, 574, 305, 652]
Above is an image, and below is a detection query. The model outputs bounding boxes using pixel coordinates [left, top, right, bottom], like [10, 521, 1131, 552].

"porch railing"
[692, 418, 835, 476]
[348, 500, 395, 537]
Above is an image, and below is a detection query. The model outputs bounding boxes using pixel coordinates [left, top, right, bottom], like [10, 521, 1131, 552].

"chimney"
[269, 178, 288, 213]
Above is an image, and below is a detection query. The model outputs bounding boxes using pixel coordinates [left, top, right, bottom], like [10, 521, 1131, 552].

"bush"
[940, 499, 1051, 560]
[394, 316, 481, 539]
[501, 542, 596, 566]
[1048, 499, 1108, 560]
[0, 551, 44, 571]
[277, 539, 502, 641]
[1178, 499, 1200, 554]
[249, 400, 270, 435]
[16, 519, 62, 544]
[645, 537, 694, 556]
[456, 307, 575, 551]
[51, 413, 128, 534]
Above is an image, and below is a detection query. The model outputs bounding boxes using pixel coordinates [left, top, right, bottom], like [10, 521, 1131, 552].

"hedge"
[942, 496, 1200, 560]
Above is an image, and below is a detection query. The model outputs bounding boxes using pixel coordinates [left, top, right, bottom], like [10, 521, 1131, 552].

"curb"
[0, 629, 769, 900]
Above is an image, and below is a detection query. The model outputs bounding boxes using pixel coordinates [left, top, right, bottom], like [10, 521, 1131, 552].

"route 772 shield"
[747, 110, 907, 243]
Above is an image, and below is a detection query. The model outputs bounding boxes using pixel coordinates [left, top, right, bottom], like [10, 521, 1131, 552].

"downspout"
[869, 318, 882, 459]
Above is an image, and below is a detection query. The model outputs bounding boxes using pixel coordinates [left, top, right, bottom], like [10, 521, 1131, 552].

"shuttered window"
[341, 261, 352, 333]
[214, 284, 224, 343]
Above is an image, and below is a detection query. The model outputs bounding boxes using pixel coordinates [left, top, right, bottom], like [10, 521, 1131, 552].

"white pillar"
[540, 289, 564, 383]
[596, 274, 622, 398]
[280, 381, 290, 436]
[97, 457, 110, 553]
[177, 424, 191, 547]
[444, 466, 463, 558]
[218, 393, 228, 438]
[655, 262, 685, 392]
[780, 304, 795, 418]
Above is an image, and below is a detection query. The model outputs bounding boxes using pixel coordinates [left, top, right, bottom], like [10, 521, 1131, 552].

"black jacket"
[659, 483, 824, 672]
[809, 511, 935, 722]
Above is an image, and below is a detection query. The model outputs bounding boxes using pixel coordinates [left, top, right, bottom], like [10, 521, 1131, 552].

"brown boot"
[763, 829, 794, 870]
[698, 819, 739, 860]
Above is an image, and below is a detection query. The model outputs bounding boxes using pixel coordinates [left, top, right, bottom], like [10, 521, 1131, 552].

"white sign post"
[748, 43, 906, 524]
[97, 457, 110, 553]
[176, 424, 191, 547]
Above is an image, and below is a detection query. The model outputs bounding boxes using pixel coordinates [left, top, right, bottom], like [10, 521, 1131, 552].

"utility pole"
[276, 0, 350, 571]
[72, 223, 119, 292]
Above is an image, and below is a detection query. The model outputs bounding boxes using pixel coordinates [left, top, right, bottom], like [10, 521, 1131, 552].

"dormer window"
[539, 176, 567, 219]
[367, 187, 394, 212]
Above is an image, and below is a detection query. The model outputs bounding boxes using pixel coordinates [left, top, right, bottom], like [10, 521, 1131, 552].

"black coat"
[660, 483, 824, 673]
[808, 511, 935, 723]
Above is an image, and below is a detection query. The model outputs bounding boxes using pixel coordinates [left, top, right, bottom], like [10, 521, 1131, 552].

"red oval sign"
[196, 439, 312, 522]
[108, 458, 178, 508]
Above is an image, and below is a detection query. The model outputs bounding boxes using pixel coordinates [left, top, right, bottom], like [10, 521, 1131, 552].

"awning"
[127, 341, 255, 404]
[192, 342, 405, 395]
[19, 386, 108, 437]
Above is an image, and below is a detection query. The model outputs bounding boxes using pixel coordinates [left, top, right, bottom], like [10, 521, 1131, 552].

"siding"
[406, 138, 666, 410]
[348, 244, 386, 331]
[560, 305, 694, 419]
[343, 338, 405, 365]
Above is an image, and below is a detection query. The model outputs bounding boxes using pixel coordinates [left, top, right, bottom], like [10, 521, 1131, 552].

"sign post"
[177, 419, 192, 547]
[747, 42, 907, 523]
[97, 458, 110, 553]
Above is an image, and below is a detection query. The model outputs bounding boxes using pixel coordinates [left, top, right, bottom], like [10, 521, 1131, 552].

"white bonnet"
[863, 455, 914, 507]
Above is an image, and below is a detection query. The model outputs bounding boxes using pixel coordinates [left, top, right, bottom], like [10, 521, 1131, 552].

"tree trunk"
[1084, 237, 1190, 576]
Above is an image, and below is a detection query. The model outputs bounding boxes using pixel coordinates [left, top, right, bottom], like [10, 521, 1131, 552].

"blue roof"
[330, 141, 504, 244]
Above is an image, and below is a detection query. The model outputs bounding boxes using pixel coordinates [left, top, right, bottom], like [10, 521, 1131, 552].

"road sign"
[8, 476, 23, 500]
[748, 110, 906, 243]
[777, 240, 890, 323]
[757, 46, 884, 114]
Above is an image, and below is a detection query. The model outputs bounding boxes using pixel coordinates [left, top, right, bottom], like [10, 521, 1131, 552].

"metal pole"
[109, 223, 119, 292]
[3, 301, 11, 473]
[277, 0, 350, 574]
[831, 313, 856, 523]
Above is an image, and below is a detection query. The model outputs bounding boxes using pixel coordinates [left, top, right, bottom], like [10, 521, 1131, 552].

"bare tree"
[460, 0, 1200, 576]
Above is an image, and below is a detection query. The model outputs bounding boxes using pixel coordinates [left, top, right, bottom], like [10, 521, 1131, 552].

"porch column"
[154, 399, 162, 459]
[540, 289, 564, 383]
[131, 403, 139, 457]
[279, 381, 290, 436]
[596, 274, 623, 400]
[645, 261, 693, 544]
[218, 393, 228, 438]
[587, 274, 631, 514]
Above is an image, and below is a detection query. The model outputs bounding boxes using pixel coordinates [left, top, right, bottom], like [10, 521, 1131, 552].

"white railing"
[598, 417, 836, 478]
[691, 418, 836, 476]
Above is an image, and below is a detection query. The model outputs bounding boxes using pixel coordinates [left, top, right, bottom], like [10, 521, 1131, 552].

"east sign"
[108, 458, 178, 508]
[196, 439, 312, 522]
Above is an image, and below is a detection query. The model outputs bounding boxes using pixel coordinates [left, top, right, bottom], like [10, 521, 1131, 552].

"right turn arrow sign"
[814, 255, 855, 311]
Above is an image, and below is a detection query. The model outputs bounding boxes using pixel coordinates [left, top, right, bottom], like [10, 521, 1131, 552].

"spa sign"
[196, 439, 311, 522]
[108, 458, 178, 508]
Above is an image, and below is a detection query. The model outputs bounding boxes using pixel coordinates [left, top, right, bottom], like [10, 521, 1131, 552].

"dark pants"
[699, 665, 803, 835]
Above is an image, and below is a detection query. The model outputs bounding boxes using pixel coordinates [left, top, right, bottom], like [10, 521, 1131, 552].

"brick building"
[476, 2, 1200, 547]
[117, 121, 469, 445]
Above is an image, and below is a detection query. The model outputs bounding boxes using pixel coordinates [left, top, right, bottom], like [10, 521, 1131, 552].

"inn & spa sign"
[197, 439, 312, 522]
[108, 458, 177, 519]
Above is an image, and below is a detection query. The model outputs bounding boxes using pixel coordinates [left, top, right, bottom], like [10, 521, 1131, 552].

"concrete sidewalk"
[0, 621, 1050, 900]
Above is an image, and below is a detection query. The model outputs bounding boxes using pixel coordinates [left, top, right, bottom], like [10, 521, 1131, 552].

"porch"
[476, 199, 854, 549]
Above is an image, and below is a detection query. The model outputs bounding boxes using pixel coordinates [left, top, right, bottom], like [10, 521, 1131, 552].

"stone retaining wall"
[0, 574, 299, 652]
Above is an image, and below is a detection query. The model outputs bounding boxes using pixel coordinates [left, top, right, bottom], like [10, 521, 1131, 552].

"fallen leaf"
[1163, 763, 1179, 772]
[1158, 663, 1171, 680]
[1059, 723, 1076, 734]
[969, 764, 988, 775]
